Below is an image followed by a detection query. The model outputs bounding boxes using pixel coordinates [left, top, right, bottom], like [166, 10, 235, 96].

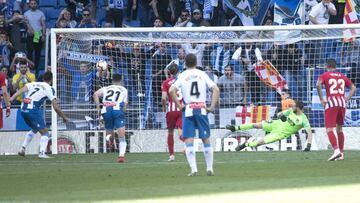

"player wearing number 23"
[317, 59, 356, 161]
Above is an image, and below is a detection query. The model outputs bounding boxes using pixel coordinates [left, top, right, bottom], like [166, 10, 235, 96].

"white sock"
[22, 130, 35, 149]
[185, 143, 197, 173]
[39, 134, 49, 154]
[119, 137, 127, 157]
[203, 144, 213, 172]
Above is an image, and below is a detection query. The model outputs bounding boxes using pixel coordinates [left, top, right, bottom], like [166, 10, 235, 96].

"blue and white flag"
[223, 0, 271, 25]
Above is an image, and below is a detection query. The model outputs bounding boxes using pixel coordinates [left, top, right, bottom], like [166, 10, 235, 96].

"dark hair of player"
[168, 63, 178, 76]
[185, 53, 197, 68]
[326, 59, 337, 69]
[43, 71, 53, 82]
[112, 74, 122, 83]
[295, 100, 304, 110]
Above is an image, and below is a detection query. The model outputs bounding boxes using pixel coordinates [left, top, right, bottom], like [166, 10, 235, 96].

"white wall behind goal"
[1, 128, 360, 155]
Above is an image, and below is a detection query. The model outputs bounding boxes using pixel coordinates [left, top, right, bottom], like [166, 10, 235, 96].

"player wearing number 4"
[10, 71, 69, 158]
[93, 74, 128, 163]
[317, 59, 356, 161]
[170, 54, 220, 176]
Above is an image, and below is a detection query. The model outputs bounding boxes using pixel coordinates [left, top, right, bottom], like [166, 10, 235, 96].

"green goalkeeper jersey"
[274, 109, 311, 137]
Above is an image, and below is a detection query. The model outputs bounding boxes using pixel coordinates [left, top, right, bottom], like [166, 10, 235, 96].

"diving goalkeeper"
[226, 101, 313, 151]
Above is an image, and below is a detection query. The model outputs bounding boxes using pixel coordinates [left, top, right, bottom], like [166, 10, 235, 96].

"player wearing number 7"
[10, 71, 69, 158]
[93, 74, 128, 163]
[317, 59, 356, 161]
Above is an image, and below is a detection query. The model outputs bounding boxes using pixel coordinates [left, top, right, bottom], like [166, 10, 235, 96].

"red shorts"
[325, 107, 346, 128]
[166, 111, 182, 129]
[0, 108, 3, 129]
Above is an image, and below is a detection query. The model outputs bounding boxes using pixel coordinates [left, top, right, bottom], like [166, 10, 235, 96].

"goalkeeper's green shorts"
[262, 120, 289, 144]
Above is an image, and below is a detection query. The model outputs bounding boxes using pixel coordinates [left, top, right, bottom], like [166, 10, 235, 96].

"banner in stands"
[222, 0, 271, 26]
[58, 51, 109, 63]
[1, 128, 360, 155]
[273, 0, 303, 42]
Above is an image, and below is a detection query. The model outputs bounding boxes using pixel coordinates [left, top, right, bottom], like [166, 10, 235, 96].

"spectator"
[309, 0, 336, 25]
[10, 52, 34, 73]
[279, 44, 304, 99]
[153, 17, 164, 27]
[8, 10, 30, 53]
[11, 60, 35, 104]
[165, 47, 186, 78]
[0, 0, 14, 21]
[56, 9, 77, 28]
[0, 13, 10, 36]
[174, 9, 192, 27]
[24, 0, 46, 73]
[181, 43, 206, 68]
[139, 0, 152, 27]
[304, 0, 318, 24]
[191, 9, 210, 27]
[232, 43, 263, 104]
[76, 8, 97, 28]
[149, 0, 172, 25]
[65, 0, 93, 21]
[152, 42, 172, 107]
[126, 0, 138, 21]
[217, 65, 247, 108]
[0, 31, 14, 68]
[205, 65, 218, 103]
[105, 0, 127, 27]
[214, 43, 234, 74]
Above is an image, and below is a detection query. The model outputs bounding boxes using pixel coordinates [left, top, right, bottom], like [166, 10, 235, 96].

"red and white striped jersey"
[162, 76, 182, 112]
[318, 71, 353, 110]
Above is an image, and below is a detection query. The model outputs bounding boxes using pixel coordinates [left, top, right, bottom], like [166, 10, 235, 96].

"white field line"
[96, 184, 360, 203]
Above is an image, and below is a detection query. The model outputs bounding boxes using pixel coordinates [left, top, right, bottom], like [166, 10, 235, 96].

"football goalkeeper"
[226, 100, 313, 151]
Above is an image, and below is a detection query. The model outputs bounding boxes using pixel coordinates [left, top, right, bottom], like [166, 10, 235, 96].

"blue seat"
[45, 7, 62, 20]
[39, 0, 57, 7]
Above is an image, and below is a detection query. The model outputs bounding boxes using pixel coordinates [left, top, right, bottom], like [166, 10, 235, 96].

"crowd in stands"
[0, 0, 359, 112]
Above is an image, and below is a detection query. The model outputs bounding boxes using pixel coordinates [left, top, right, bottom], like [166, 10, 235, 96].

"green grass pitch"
[0, 151, 360, 202]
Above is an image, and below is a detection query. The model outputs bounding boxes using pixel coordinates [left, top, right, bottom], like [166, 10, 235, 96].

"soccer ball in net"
[96, 60, 108, 71]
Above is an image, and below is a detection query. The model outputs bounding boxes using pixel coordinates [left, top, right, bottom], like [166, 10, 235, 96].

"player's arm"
[1, 85, 10, 117]
[346, 84, 356, 101]
[52, 99, 69, 123]
[161, 91, 167, 112]
[303, 118, 313, 152]
[208, 85, 220, 113]
[10, 85, 28, 102]
[277, 108, 291, 122]
[93, 89, 103, 115]
[316, 78, 326, 107]
[169, 85, 183, 110]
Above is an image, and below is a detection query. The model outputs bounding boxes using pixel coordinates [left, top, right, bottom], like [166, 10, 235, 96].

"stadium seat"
[44, 7, 63, 20]
[39, 0, 58, 7]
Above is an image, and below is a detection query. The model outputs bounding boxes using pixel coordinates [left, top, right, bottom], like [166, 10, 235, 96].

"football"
[96, 60, 108, 71]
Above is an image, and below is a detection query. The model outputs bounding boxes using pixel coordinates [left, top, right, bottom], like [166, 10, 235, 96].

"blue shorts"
[102, 108, 126, 131]
[21, 110, 46, 132]
[182, 109, 210, 139]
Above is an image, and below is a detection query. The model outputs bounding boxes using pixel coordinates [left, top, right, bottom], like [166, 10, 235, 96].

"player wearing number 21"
[317, 59, 356, 161]
[10, 71, 69, 158]
[169, 53, 220, 176]
[93, 74, 128, 163]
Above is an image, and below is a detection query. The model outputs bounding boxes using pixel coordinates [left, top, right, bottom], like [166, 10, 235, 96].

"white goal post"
[50, 24, 360, 154]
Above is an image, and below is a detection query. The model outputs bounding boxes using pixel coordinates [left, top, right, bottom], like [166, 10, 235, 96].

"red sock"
[167, 133, 174, 155]
[327, 131, 339, 150]
[337, 132, 345, 153]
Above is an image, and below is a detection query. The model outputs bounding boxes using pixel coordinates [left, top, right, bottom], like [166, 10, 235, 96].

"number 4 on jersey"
[190, 81, 200, 98]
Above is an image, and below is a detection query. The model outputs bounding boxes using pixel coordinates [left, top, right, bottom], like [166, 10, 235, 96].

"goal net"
[46, 25, 360, 155]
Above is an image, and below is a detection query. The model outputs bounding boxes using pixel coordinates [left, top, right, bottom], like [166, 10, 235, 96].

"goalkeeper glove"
[303, 143, 311, 152]
[279, 114, 287, 122]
